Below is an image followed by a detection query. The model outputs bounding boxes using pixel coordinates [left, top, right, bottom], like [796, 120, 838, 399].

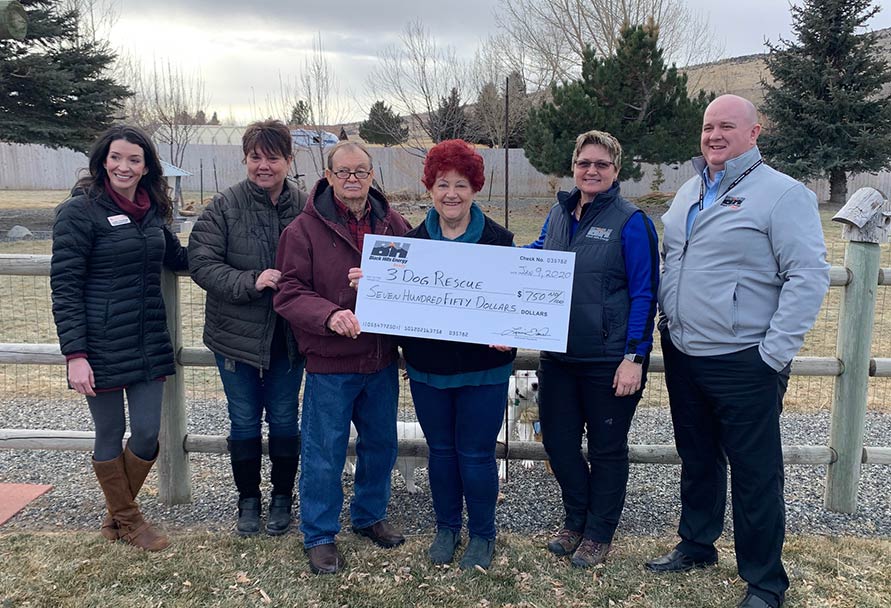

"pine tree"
[289, 100, 310, 126]
[359, 100, 409, 146]
[0, 0, 131, 152]
[760, 0, 891, 204]
[524, 21, 709, 181]
[208, 111, 220, 126]
[431, 88, 469, 143]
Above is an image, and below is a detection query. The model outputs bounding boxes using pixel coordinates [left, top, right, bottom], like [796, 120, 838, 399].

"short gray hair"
[326, 141, 373, 170]
[571, 130, 622, 172]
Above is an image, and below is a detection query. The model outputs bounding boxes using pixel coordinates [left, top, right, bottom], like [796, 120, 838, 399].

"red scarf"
[104, 180, 151, 222]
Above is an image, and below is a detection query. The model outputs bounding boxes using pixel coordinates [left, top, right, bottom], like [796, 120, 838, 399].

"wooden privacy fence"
[2, 188, 891, 515]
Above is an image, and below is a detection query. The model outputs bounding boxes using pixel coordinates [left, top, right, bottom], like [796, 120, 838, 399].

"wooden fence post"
[158, 270, 192, 504]
[824, 188, 888, 513]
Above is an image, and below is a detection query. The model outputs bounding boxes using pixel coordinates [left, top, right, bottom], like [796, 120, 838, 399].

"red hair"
[422, 139, 485, 192]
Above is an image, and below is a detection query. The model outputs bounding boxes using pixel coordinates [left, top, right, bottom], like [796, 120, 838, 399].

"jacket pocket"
[337, 287, 357, 311]
[731, 283, 739, 336]
[677, 269, 740, 344]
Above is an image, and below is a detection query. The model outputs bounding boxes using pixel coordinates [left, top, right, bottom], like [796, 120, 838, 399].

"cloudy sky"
[106, 0, 891, 124]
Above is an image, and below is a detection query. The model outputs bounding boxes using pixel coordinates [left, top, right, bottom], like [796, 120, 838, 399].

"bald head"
[700, 94, 762, 177]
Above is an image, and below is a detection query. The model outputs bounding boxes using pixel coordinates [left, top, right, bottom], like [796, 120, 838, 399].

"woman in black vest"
[352, 140, 515, 569]
[189, 120, 308, 537]
[51, 125, 188, 551]
[530, 130, 659, 568]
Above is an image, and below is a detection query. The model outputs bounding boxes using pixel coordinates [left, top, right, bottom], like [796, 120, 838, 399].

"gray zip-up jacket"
[658, 146, 830, 371]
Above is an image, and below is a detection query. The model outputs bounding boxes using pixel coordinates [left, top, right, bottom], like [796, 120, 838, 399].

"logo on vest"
[720, 196, 745, 209]
[369, 241, 411, 262]
[585, 226, 613, 241]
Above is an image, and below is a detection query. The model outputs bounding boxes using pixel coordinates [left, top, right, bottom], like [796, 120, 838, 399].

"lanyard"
[698, 159, 763, 210]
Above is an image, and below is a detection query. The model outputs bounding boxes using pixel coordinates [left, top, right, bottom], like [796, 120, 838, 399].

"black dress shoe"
[737, 593, 777, 608]
[352, 520, 405, 548]
[644, 548, 717, 572]
[305, 543, 346, 575]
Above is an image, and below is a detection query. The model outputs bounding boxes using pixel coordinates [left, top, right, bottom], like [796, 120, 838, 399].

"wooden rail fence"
[2, 226, 890, 514]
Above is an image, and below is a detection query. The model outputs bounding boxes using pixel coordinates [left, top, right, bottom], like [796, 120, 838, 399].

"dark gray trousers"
[86, 380, 164, 461]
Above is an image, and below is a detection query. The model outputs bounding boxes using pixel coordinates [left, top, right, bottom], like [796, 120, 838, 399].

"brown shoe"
[305, 543, 346, 575]
[352, 520, 405, 548]
[92, 453, 169, 552]
[100, 441, 159, 541]
[571, 539, 610, 568]
[547, 528, 583, 556]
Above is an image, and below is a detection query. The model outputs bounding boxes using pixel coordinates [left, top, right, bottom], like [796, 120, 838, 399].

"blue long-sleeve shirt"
[526, 210, 659, 357]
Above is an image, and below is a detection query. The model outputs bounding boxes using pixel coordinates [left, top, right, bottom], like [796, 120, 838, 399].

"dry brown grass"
[0, 530, 888, 608]
[0, 190, 69, 210]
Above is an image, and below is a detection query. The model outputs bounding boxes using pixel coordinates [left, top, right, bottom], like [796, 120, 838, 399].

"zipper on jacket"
[138, 222, 150, 380]
[673, 235, 689, 346]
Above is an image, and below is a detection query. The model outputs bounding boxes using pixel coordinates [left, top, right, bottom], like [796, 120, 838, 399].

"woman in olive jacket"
[188, 120, 308, 536]
[51, 125, 188, 551]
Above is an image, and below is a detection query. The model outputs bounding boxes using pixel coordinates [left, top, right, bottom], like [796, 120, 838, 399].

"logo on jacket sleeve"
[585, 226, 613, 241]
[720, 196, 745, 209]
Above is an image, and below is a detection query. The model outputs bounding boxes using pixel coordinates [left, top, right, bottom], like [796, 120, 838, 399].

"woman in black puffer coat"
[51, 125, 188, 552]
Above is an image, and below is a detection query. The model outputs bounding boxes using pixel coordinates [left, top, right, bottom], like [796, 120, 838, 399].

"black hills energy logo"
[369, 240, 411, 262]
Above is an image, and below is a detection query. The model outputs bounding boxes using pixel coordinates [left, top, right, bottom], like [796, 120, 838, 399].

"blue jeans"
[299, 363, 399, 548]
[215, 352, 304, 440]
[410, 380, 508, 540]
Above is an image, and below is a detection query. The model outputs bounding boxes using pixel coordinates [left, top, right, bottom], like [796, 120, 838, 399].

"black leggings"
[86, 381, 164, 461]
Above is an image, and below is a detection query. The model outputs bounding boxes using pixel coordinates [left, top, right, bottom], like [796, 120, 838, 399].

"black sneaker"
[428, 528, 461, 564]
[265, 494, 292, 536]
[236, 496, 261, 536]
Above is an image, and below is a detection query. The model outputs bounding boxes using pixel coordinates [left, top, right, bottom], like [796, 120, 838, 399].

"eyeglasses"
[574, 160, 615, 171]
[331, 169, 372, 180]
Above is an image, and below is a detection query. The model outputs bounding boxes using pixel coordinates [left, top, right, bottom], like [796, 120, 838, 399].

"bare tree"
[494, 0, 723, 89]
[366, 20, 475, 156]
[149, 59, 209, 170]
[115, 51, 155, 131]
[261, 34, 352, 178]
[62, 0, 120, 45]
[301, 35, 351, 172]
[470, 44, 533, 148]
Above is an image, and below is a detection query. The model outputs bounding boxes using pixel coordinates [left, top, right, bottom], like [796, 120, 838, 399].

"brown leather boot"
[100, 441, 160, 540]
[92, 453, 170, 552]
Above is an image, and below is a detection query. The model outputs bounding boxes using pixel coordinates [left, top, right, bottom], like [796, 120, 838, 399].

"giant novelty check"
[355, 235, 576, 352]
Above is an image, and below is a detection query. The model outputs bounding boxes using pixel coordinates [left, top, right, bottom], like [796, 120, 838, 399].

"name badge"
[107, 214, 131, 226]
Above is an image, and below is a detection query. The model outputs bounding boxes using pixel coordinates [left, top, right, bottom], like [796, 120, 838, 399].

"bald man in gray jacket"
[645, 95, 830, 608]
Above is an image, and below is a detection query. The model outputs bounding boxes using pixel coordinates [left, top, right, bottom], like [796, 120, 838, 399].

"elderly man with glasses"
[274, 141, 411, 575]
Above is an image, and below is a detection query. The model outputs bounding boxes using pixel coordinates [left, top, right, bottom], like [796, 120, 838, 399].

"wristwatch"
[624, 353, 644, 364]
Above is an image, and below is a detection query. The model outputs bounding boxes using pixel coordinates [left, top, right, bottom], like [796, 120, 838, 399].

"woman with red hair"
[401, 139, 515, 569]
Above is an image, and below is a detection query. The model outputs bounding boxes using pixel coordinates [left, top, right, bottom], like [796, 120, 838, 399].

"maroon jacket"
[273, 178, 411, 374]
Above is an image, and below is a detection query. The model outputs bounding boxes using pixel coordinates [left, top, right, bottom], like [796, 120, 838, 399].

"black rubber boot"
[267, 435, 300, 535]
[228, 437, 262, 536]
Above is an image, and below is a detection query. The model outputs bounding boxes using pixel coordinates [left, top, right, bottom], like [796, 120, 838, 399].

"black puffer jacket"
[51, 190, 189, 390]
[188, 178, 307, 369]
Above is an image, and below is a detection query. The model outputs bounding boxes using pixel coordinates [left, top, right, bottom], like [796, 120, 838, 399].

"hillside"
[681, 27, 891, 110]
